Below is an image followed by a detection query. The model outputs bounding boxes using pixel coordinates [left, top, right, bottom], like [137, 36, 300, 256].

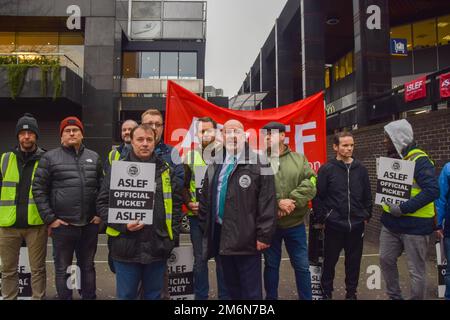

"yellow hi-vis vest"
[186, 150, 206, 216]
[0, 152, 44, 227]
[108, 149, 120, 165]
[106, 166, 174, 240]
[103, 149, 121, 176]
[382, 148, 435, 219]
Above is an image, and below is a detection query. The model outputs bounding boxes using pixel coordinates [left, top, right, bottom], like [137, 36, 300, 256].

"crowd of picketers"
[0, 110, 449, 300]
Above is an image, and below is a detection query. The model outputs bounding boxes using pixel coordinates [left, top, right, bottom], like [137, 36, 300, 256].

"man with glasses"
[198, 119, 277, 300]
[32, 116, 103, 300]
[141, 109, 184, 188]
[141, 109, 184, 300]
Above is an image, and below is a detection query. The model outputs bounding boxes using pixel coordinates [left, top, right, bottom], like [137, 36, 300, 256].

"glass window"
[345, 52, 353, 76]
[324, 67, 330, 89]
[141, 52, 160, 79]
[390, 24, 413, 51]
[132, 1, 161, 20]
[16, 32, 58, 53]
[339, 56, 346, 79]
[413, 18, 437, 49]
[179, 52, 197, 79]
[333, 62, 339, 82]
[122, 52, 139, 78]
[438, 15, 450, 46]
[0, 32, 15, 53]
[59, 32, 84, 45]
[160, 52, 178, 79]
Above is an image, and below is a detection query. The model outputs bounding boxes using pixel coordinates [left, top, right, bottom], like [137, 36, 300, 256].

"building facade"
[236, 0, 450, 132]
[0, 0, 206, 157]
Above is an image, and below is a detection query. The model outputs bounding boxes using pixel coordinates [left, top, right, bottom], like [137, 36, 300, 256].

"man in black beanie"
[0, 113, 47, 299]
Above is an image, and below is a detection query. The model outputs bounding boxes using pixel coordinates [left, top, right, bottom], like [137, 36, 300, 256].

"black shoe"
[345, 293, 357, 300]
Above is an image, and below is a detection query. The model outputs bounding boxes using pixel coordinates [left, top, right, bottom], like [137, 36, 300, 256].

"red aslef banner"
[440, 72, 450, 98]
[164, 80, 327, 171]
[405, 76, 427, 102]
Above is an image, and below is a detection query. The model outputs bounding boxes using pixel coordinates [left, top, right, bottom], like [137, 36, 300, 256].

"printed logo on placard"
[391, 161, 401, 172]
[168, 251, 178, 265]
[86, 159, 93, 163]
[127, 164, 140, 177]
[239, 175, 251, 188]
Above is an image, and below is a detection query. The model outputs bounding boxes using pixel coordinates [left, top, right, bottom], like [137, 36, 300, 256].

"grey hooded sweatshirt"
[381, 119, 439, 235]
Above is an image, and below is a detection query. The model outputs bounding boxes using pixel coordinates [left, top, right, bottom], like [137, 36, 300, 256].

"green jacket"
[269, 146, 317, 229]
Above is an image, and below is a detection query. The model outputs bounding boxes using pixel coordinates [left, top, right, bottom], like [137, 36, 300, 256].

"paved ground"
[41, 231, 443, 300]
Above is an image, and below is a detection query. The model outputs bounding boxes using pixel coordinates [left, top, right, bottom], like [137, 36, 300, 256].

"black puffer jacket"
[198, 144, 277, 259]
[96, 152, 182, 264]
[32, 145, 103, 226]
[312, 158, 372, 232]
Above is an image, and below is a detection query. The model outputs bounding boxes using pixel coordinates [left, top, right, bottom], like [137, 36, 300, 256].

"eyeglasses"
[145, 122, 163, 129]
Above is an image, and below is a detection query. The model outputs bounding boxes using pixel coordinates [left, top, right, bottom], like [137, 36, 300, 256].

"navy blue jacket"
[381, 145, 440, 235]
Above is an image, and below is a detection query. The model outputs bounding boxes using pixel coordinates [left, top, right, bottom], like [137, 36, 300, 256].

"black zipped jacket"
[96, 152, 182, 264]
[198, 144, 277, 259]
[312, 158, 372, 232]
[32, 145, 103, 226]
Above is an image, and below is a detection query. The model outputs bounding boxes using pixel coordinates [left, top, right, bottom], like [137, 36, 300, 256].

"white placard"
[436, 240, 447, 298]
[375, 157, 415, 206]
[310, 265, 324, 300]
[108, 161, 156, 225]
[168, 246, 194, 300]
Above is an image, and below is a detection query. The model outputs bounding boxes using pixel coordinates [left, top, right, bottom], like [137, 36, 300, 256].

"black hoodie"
[313, 158, 373, 232]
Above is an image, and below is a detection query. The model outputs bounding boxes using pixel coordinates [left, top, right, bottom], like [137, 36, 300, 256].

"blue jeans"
[188, 216, 229, 300]
[114, 260, 166, 300]
[444, 237, 450, 300]
[263, 223, 312, 300]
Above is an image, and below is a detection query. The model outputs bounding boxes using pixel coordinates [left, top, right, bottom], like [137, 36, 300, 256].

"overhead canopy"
[229, 92, 268, 110]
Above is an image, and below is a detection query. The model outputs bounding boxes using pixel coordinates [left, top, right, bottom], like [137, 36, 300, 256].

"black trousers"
[321, 224, 364, 297]
[52, 223, 99, 300]
[220, 254, 262, 300]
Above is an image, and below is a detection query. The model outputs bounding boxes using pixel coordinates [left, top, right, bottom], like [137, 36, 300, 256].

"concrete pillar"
[353, 0, 392, 125]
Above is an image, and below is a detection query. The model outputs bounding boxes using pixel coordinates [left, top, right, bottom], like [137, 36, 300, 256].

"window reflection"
[122, 51, 198, 79]
[16, 32, 58, 53]
[0, 32, 15, 53]
[179, 52, 196, 79]
[160, 52, 179, 79]
[141, 52, 159, 78]
[413, 19, 437, 49]
[123, 52, 139, 78]
[438, 15, 450, 46]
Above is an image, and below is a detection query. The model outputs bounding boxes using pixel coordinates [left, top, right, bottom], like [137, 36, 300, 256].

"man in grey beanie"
[0, 113, 47, 299]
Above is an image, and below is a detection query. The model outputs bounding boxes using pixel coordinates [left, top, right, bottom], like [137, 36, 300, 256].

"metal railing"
[0, 53, 81, 77]
[326, 67, 450, 132]
[368, 66, 450, 121]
